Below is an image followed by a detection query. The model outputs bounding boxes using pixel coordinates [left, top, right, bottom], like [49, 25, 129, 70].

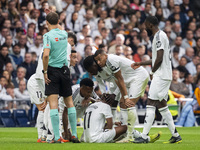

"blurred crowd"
[0, 0, 200, 122]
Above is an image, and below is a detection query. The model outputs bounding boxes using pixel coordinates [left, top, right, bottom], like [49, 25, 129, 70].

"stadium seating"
[13, 109, 30, 127]
[0, 110, 16, 127]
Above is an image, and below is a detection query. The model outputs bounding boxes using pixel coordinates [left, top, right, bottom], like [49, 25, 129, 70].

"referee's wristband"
[42, 70, 47, 74]
[124, 95, 129, 99]
[150, 71, 154, 75]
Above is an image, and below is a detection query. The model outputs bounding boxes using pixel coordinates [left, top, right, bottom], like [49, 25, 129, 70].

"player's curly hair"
[83, 55, 102, 72]
[145, 16, 159, 26]
[80, 78, 94, 87]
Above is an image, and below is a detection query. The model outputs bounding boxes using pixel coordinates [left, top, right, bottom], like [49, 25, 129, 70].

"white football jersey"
[83, 101, 113, 143]
[67, 43, 71, 67]
[152, 30, 172, 80]
[95, 69, 119, 95]
[103, 54, 149, 84]
[59, 84, 99, 118]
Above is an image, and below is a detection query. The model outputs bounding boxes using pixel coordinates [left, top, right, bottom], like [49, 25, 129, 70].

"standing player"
[132, 16, 182, 143]
[82, 98, 127, 143]
[27, 31, 77, 142]
[93, 50, 149, 142]
[43, 12, 79, 143]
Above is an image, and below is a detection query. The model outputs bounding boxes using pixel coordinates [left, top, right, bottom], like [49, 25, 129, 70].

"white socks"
[127, 107, 137, 139]
[36, 111, 44, 139]
[120, 108, 128, 125]
[141, 105, 156, 140]
[159, 106, 179, 137]
[111, 107, 118, 123]
[42, 103, 49, 138]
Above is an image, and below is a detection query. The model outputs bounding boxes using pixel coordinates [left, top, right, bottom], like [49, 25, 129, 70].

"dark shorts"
[45, 65, 72, 97]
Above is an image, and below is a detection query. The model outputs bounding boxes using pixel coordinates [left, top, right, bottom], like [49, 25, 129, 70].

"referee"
[42, 12, 79, 143]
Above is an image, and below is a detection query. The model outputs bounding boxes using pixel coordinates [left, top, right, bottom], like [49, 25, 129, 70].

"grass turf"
[0, 127, 200, 150]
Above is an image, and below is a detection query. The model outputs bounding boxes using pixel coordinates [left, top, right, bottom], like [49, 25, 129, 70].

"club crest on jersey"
[111, 66, 117, 71]
[156, 41, 161, 48]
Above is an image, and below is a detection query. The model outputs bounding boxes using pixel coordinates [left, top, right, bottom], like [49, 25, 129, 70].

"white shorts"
[148, 76, 171, 101]
[127, 76, 149, 99]
[86, 128, 116, 143]
[27, 76, 45, 105]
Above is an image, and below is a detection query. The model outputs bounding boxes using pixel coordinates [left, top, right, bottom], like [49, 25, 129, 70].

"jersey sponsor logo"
[46, 44, 49, 46]
[156, 41, 161, 48]
[55, 37, 59, 41]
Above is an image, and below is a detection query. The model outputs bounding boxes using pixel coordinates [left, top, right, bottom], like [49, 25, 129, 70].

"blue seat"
[13, 109, 30, 127]
[0, 109, 16, 127]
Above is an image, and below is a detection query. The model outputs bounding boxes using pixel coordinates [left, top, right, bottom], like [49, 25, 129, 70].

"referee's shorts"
[45, 65, 72, 97]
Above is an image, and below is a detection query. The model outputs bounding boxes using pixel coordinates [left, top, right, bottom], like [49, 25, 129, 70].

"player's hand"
[44, 73, 51, 85]
[125, 98, 135, 107]
[40, 101, 47, 110]
[114, 122, 122, 126]
[131, 62, 141, 70]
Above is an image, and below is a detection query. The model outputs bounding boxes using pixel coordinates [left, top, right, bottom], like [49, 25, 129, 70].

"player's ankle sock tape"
[50, 109, 60, 141]
[68, 107, 77, 137]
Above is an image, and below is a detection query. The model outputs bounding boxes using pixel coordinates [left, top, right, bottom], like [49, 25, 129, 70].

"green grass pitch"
[0, 127, 200, 150]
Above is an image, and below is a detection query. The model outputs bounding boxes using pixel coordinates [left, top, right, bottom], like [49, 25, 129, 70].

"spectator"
[170, 69, 190, 97]
[8, 0, 19, 23]
[18, 53, 37, 80]
[67, 12, 82, 33]
[94, 36, 103, 48]
[9, 44, 23, 70]
[83, 9, 96, 31]
[115, 45, 124, 57]
[183, 47, 195, 62]
[3, 35, 14, 53]
[177, 66, 190, 82]
[29, 35, 43, 58]
[5, 62, 16, 79]
[108, 34, 126, 54]
[183, 73, 196, 98]
[141, 55, 151, 73]
[185, 56, 200, 76]
[26, 27, 35, 48]
[12, 67, 26, 88]
[194, 37, 200, 56]
[0, 27, 10, 45]
[18, 34, 29, 59]
[6, 84, 16, 110]
[100, 27, 110, 45]
[76, 24, 91, 42]
[0, 45, 11, 74]
[171, 46, 180, 68]
[140, 3, 152, 23]
[19, 3, 29, 30]
[13, 28, 24, 44]
[92, 19, 105, 39]
[38, 1, 49, 28]
[182, 30, 196, 49]
[133, 45, 146, 62]
[164, 26, 174, 46]
[28, 9, 40, 33]
[171, 36, 186, 59]
[124, 46, 132, 57]
[2, 70, 13, 87]
[14, 80, 30, 112]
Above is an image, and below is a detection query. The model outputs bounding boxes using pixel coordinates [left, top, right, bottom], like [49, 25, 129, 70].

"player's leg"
[62, 106, 71, 141]
[41, 103, 49, 142]
[158, 100, 182, 143]
[111, 100, 119, 123]
[63, 96, 80, 143]
[114, 125, 127, 141]
[48, 94, 60, 141]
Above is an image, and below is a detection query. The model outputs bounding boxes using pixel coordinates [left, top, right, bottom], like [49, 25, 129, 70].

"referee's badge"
[156, 41, 161, 48]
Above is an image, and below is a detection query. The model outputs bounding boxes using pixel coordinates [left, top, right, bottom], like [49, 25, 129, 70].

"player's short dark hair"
[46, 12, 59, 25]
[94, 49, 105, 57]
[71, 50, 76, 53]
[80, 78, 94, 87]
[68, 31, 77, 45]
[145, 16, 159, 26]
[83, 55, 94, 71]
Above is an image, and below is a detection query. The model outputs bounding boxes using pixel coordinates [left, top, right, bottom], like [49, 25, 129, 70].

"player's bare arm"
[151, 50, 164, 73]
[114, 70, 133, 107]
[131, 60, 152, 70]
[43, 48, 51, 85]
[104, 118, 113, 129]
